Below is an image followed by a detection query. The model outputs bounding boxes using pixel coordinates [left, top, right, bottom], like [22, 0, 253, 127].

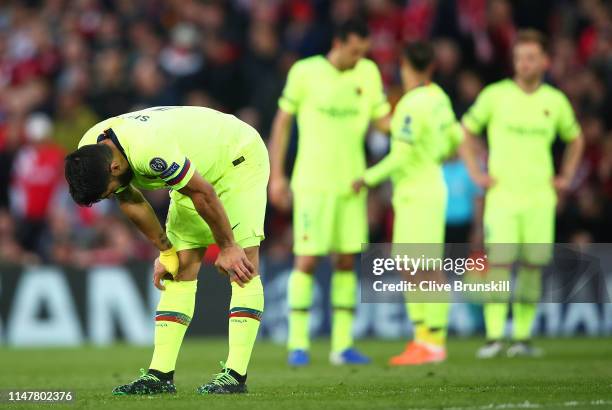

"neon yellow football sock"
[484, 265, 512, 341]
[405, 302, 427, 343]
[512, 302, 537, 341]
[287, 270, 313, 351]
[424, 303, 450, 347]
[149, 279, 197, 372]
[225, 275, 264, 376]
[484, 303, 509, 340]
[512, 265, 541, 341]
[331, 270, 356, 353]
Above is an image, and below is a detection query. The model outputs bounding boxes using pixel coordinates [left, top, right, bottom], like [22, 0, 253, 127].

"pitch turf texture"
[1, 338, 611, 410]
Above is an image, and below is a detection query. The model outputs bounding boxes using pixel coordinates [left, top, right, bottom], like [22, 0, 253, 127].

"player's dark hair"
[64, 144, 113, 207]
[334, 18, 370, 41]
[402, 41, 435, 72]
[515, 29, 548, 54]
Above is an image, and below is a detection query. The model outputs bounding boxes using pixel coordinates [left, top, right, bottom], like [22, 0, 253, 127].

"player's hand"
[215, 243, 255, 287]
[159, 246, 179, 274]
[352, 178, 366, 193]
[269, 175, 291, 212]
[553, 175, 571, 194]
[153, 257, 175, 291]
[472, 172, 495, 189]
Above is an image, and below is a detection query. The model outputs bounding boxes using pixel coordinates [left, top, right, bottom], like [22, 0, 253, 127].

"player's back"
[390, 83, 460, 196]
[118, 106, 256, 177]
[80, 106, 260, 189]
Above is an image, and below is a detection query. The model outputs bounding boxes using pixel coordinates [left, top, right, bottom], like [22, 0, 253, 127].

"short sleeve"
[462, 85, 495, 135]
[556, 93, 581, 142]
[130, 127, 196, 191]
[143, 148, 194, 191]
[278, 61, 306, 114]
[369, 64, 391, 120]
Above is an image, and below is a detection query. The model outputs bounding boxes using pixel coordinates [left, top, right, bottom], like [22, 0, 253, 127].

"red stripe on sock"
[229, 312, 261, 321]
[156, 315, 189, 325]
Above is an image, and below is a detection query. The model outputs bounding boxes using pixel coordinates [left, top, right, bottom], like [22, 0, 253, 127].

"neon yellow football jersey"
[78, 106, 259, 193]
[279, 56, 390, 193]
[363, 83, 462, 197]
[462, 79, 581, 198]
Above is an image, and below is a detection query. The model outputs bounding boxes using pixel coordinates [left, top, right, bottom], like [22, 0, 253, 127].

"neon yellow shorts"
[166, 135, 269, 251]
[484, 192, 555, 266]
[292, 190, 367, 256]
[391, 192, 447, 259]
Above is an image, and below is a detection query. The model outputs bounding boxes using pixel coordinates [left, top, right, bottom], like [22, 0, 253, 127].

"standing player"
[460, 30, 584, 358]
[64, 106, 269, 394]
[269, 19, 390, 366]
[353, 41, 463, 365]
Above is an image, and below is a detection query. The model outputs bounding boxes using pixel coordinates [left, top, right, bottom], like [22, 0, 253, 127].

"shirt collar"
[97, 128, 128, 160]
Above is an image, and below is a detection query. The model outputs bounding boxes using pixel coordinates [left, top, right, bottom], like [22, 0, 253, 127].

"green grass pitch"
[1, 338, 611, 409]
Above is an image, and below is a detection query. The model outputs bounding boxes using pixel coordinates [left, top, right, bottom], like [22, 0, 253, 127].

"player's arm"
[555, 135, 584, 192]
[441, 121, 463, 160]
[354, 140, 411, 191]
[268, 108, 294, 211]
[178, 173, 255, 286]
[353, 108, 416, 191]
[116, 185, 171, 250]
[116, 185, 178, 290]
[458, 127, 493, 188]
[268, 61, 305, 211]
[369, 63, 391, 134]
[554, 94, 585, 192]
[459, 86, 495, 188]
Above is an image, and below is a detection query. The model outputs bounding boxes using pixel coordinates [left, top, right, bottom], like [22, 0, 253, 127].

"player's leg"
[288, 190, 333, 365]
[508, 203, 554, 357]
[287, 254, 319, 366]
[477, 196, 520, 359]
[224, 246, 264, 382]
[388, 198, 428, 364]
[328, 252, 370, 364]
[329, 191, 370, 365]
[422, 194, 449, 360]
[113, 248, 203, 395]
[422, 282, 449, 362]
[389, 193, 448, 366]
[197, 244, 265, 395]
[193, 133, 268, 394]
[149, 249, 202, 375]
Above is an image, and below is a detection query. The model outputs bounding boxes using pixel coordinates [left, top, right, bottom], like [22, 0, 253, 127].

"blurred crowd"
[0, 0, 610, 267]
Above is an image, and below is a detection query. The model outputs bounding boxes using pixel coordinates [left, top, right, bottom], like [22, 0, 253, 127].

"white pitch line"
[404, 400, 612, 410]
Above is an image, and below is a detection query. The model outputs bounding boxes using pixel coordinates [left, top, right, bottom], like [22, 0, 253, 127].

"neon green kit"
[462, 79, 580, 263]
[79, 106, 269, 250]
[279, 56, 390, 254]
[364, 82, 462, 245]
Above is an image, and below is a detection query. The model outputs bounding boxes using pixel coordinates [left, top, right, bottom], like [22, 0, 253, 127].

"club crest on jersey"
[149, 157, 168, 172]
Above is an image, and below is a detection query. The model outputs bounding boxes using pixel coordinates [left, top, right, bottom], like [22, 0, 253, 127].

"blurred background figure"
[10, 112, 64, 254]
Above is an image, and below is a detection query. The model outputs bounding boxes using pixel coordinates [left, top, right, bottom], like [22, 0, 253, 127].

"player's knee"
[295, 255, 318, 274]
[334, 254, 355, 271]
[175, 262, 199, 281]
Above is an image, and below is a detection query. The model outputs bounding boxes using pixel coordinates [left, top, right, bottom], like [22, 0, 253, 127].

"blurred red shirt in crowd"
[10, 113, 65, 221]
